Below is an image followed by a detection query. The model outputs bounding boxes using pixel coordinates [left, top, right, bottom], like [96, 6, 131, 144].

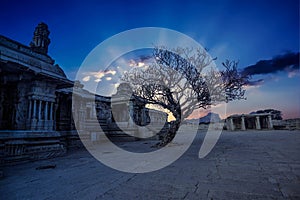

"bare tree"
[122, 46, 248, 146]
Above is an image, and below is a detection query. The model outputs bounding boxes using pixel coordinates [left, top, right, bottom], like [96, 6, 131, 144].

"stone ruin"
[0, 23, 167, 165]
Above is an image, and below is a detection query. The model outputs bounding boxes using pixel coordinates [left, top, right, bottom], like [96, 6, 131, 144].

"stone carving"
[30, 22, 50, 54]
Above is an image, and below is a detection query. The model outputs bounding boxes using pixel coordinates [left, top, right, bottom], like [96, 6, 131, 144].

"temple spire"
[30, 22, 50, 54]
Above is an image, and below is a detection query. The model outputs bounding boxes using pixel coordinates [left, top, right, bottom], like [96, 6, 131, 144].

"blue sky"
[1, 0, 299, 119]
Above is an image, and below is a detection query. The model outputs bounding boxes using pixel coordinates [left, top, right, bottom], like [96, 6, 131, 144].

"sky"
[0, 0, 299, 119]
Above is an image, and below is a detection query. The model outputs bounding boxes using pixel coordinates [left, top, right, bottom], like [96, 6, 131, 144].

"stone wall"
[273, 118, 300, 130]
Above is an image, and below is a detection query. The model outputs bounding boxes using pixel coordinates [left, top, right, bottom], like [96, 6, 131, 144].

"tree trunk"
[158, 110, 181, 147]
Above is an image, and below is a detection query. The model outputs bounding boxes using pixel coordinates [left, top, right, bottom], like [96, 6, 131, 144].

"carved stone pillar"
[255, 116, 261, 130]
[44, 101, 48, 120]
[92, 103, 96, 118]
[33, 100, 37, 119]
[28, 100, 32, 119]
[267, 115, 273, 129]
[38, 100, 42, 120]
[47, 102, 54, 130]
[241, 116, 246, 130]
[50, 102, 53, 120]
[230, 118, 234, 131]
[128, 102, 134, 127]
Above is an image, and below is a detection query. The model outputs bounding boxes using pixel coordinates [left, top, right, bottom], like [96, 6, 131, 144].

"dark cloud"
[245, 79, 264, 86]
[242, 52, 299, 76]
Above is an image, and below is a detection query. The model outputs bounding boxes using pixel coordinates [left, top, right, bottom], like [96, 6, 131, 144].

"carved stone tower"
[30, 22, 50, 54]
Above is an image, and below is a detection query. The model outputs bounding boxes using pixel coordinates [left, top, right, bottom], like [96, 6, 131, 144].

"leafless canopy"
[122, 46, 248, 122]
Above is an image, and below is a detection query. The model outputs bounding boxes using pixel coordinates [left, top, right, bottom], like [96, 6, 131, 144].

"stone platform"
[0, 130, 300, 199]
[0, 131, 67, 165]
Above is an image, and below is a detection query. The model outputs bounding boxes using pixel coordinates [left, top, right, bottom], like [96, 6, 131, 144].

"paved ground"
[1, 130, 300, 200]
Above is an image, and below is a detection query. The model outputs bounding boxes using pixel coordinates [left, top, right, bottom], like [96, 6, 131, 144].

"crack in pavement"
[193, 181, 199, 193]
[181, 192, 189, 199]
[95, 174, 137, 199]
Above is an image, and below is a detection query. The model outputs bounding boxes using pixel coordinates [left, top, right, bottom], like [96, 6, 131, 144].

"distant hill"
[185, 112, 221, 124]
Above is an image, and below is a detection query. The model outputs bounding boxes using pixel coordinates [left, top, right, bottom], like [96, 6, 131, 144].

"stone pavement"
[1, 130, 300, 200]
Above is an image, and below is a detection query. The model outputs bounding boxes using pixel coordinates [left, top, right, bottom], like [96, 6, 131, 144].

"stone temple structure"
[0, 23, 167, 164]
[226, 113, 273, 131]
